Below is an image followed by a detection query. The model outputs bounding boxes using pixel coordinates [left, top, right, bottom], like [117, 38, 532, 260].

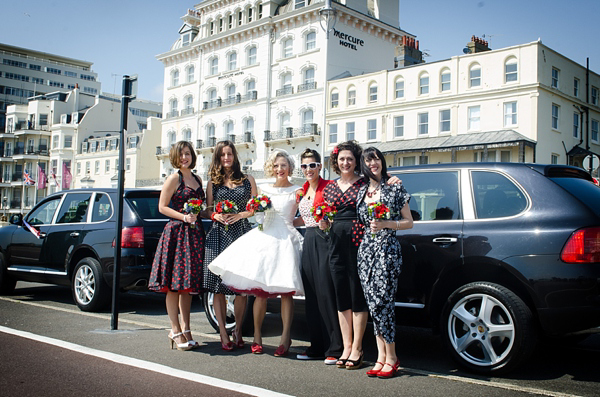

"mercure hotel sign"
[333, 29, 364, 51]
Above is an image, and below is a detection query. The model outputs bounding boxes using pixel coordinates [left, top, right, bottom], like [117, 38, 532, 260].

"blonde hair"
[264, 150, 295, 178]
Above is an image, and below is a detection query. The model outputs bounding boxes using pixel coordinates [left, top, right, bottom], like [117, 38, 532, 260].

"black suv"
[387, 163, 600, 374]
[0, 188, 170, 311]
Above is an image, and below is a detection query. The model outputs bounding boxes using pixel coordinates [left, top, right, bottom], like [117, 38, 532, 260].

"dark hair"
[300, 148, 321, 163]
[360, 147, 390, 181]
[331, 140, 362, 175]
[209, 140, 246, 186]
[169, 140, 197, 169]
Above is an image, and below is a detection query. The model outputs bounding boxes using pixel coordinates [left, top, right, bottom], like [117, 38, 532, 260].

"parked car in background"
[0, 188, 173, 311]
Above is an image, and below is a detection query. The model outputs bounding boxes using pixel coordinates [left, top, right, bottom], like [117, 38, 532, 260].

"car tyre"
[441, 282, 536, 375]
[72, 257, 110, 312]
[203, 291, 253, 334]
[0, 253, 16, 295]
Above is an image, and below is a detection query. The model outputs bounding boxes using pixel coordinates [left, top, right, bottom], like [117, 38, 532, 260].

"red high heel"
[221, 341, 234, 351]
[232, 330, 245, 349]
[274, 340, 291, 357]
[377, 360, 400, 378]
[251, 342, 263, 354]
[366, 361, 384, 377]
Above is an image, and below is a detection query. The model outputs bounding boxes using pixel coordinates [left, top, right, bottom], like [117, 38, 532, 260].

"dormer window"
[179, 24, 198, 47]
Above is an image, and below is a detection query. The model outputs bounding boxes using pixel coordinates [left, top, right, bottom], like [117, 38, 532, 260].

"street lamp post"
[319, 0, 337, 177]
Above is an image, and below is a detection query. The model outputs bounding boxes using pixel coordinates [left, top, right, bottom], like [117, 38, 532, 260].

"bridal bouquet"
[215, 199, 238, 231]
[367, 202, 391, 237]
[246, 194, 272, 231]
[183, 198, 206, 229]
[311, 203, 337, 234]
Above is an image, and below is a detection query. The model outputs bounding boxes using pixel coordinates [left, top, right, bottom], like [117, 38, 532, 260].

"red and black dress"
[149, 171, 205, 294]
[323, 178, 367, 313]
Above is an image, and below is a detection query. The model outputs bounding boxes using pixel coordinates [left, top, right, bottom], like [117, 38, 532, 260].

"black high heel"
[345, 352, 364, 370]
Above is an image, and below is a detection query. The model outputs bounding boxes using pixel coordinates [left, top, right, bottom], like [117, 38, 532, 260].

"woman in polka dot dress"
[149, 141, 206, 351]
[203, 140, 257, 351]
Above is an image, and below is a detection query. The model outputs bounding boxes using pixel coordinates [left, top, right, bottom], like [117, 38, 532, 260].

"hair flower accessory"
[332, 146, 339, 155]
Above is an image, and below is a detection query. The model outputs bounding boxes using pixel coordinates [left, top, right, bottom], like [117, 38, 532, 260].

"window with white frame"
[209, 21, 215, 35]
[247, 46, 257, 65]
[329, 123, 337, 144]
[228, 52, 237, 71]
[418, 112, 428, 135]
[207, 88, 217, 101]
[100, 140, 106, 151]
[170, 99, 178, 116]
[504, 102, 517, 127]
[551, 67, 559, 88]
[573, 112, 580, 138]
[105, 160, 110, 173]
[206, 124, 215, 139]
[346, 122, 355, 141]
[470, 64, 481, 87]
[468, 106, 481, 130]
[419, 73, 429, 95]
[394, 116, 404, 138]
[128, 136, 138, 149]
[95, 160, 100, 174]
[369, 83, 378, 102]
[86, 161, 90, 175]
[551, 153, 559, 164]
[244, 118, 254, 135]
[330, 90, 339, 108]
[168, 131, 176, 146]
[171, 69, 179, 87]
[183, 129, 192, 142]
[305, 31, 316, 51]
[282, 73, 292, 89]
[210, 58, 218, 75]
[574, 78, 580, 97]
[295, 0, 306, 8]
[505, 58, 518, 82]
[592, 86, 598, 105]
[439, 109, 451, 132]
[592, 119, 599, 142]
[228, 14, 233, 29]
[76, 162, 81, 175]
[126, 158, 131, 171]
[238, 11, 243, 25]
[185, 95, 193, 112]
[280, 113, 290, 130]
[52, 135, 58, 149]
[347, 87, 356, 106]
[227, 84, 236, 100]
[395, 78, 404, 99]
[246, 79, 256, 94]
[187, 65, 195, 83]
[283, 38, 293, 58]
[440, 70, 451, 92]
[403, 156, 416, 166]
[219, 17, 223, 32]
[304, 68, 315, 84]
[114, 159, 118, 171]
[302, 109, 313, 129]
[64, 135, 72, 148]
[225, 120, 234, 137]
[552, 104, 560, 129]
[500, 150, 511, 162]
[367, 119, 377, 140]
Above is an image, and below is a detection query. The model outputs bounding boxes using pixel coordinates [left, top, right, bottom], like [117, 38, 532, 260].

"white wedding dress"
[208, 183, 304, 297]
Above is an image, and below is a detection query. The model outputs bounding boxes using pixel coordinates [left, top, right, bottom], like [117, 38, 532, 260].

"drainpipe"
[585, 58, 590, 151]
[265, 24, 275, 163]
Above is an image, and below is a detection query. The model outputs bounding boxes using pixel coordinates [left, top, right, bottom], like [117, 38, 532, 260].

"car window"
[91, 193, 112, 222]
[127, 195, 168, 220]
[472, 171, 527, 219]
[56, 193, 92, 224]
[26, 197, 61, 225]
[549, 177, 600, 218]
[392, 171, 460, 221]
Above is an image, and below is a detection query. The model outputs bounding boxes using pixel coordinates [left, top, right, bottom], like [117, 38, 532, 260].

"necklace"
[366, 183, 380, 198]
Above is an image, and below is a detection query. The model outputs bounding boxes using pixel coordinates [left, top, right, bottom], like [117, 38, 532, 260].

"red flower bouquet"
[215, 199, 238, 231]
[183, 198, 206, 229]
[311, 203, 337, 234]
[246, 194, 272, 231]
[367, 202, 391, 237]
[295, 189, 304, 204]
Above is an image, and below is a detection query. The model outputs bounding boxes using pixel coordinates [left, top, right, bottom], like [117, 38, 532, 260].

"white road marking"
[0, 296, 584, 397]
[0, 325, 293, 397]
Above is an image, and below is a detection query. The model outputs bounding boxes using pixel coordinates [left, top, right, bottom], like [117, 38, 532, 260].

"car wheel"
[0, 253, 16, 295]
[72, 257, 110, 312]
[441, 282, 536, 375]
[203, 292, 253, 334]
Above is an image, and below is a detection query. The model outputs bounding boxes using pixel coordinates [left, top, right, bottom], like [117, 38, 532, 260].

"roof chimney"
[467, 35, 491, 53]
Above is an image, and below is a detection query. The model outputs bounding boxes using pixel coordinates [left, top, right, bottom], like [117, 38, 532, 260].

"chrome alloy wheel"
[447, 293, 515, 367]
[74, 263, 96, 306]
[204, 291, 236, 333]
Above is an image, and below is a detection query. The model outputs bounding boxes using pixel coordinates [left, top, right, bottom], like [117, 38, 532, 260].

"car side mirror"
[9, 214, 23, 225]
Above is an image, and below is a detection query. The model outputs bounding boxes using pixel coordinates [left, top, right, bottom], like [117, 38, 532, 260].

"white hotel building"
[156, 0, 415, 178]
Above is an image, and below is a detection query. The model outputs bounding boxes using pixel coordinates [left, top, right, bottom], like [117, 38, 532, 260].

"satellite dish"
[463, 47, 470, 54]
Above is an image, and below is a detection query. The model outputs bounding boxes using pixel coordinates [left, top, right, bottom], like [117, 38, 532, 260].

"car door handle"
[433, 237, 458, 244]
[70, 232, 80, 237]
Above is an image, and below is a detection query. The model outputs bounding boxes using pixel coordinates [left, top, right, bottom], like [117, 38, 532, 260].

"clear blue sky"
[2, 0, 599, 103]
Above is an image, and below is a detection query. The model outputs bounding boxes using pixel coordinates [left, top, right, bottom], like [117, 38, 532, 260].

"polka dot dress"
[203, 178, 252, 295]
[149, 171, 205, 294]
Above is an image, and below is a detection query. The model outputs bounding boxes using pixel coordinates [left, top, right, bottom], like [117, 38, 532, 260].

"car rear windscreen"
[550, 177, 600, 217]
[126, 194, 168, 220]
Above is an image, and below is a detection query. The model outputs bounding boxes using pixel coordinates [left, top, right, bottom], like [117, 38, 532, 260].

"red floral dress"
[149, 171, 205, 294]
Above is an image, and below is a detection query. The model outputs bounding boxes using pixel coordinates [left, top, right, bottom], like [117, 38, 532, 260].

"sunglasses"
[300, 162, 321, 170]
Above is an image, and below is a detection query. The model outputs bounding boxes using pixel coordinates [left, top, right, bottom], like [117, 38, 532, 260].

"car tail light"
[561, 227, 600, 263]
[112, 227, 144, 248]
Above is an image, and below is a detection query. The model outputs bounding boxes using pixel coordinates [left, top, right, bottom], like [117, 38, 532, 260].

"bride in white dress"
[208, 150, 303, 357]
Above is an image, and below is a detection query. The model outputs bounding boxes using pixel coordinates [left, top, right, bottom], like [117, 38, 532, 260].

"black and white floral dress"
[356, 180, 410, 343]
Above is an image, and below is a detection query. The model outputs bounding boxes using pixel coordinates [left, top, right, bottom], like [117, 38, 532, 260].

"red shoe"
[232, 331, 245, 349]
[221, 341, 234, 351]
[251, 343, 263, 354]
[274, 341, 291, 357]
[366, 361, 384, 377]
[377, 360, 400, 378]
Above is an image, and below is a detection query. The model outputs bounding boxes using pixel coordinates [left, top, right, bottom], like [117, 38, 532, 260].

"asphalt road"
[1, 282, 599, 397]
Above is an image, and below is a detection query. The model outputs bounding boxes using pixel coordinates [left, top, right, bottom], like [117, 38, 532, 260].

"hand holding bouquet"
[311, 203, 337, 234]
[183, 198, 206, 229]
[295, 189, 304, 204]
[367, 202, 391, 237]
[215, 199, 238, 231]
[246, 194, 272, 231]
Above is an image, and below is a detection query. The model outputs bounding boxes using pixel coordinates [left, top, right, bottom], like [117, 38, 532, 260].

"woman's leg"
[280, 295, 294, 348]
[213, 293, 230, 344]
[337, 309, 353, 363]
[233, 295, 247, 340]
[253, 296, 267, 345]
[178, 293, 193, 338]
[346, 311, 368, 365]
[166, 291, 185, 344]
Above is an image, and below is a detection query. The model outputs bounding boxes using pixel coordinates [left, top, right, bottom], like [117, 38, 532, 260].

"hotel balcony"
[276, 86, 293, 97]
[297, 81, 317, 93]
[165, 110, 179, 119]
[202, 91, 257, 111]
[180, 107, 195, 116]
[12, 145, 49, 159]
[264, 124, 321, 146]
